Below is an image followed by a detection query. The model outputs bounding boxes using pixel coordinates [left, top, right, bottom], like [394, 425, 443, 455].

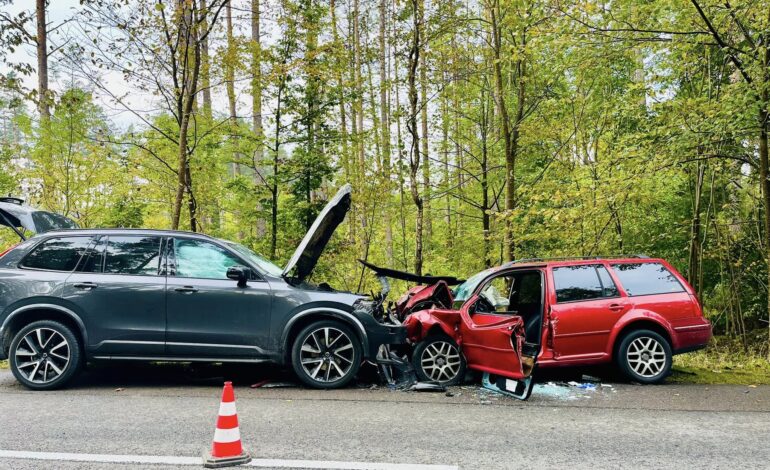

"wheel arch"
[281, 308, 369, 365]
[1, 304, 87, 356]
[609, 317, 673, 360]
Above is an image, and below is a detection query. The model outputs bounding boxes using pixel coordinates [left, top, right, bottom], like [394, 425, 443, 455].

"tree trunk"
[688, 160, 705, 296]
[419, 0, 431, 244]
[225, 1, 239, 175]
[36, 0, 49, 120]
[199, 0, 212, 118]
[408, 0, 424, 275]
[379, 0, 394, 264]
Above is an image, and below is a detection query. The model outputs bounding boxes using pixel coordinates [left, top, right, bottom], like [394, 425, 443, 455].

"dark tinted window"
[553, 265, 608, 303]
[22, 236, 92, 271]
[80, 237, 106, 273]
[517, 272, 542, 304]
[104, 236, 162, 275]
[611, 263, 684, 296]
[596, 266, 619, 297]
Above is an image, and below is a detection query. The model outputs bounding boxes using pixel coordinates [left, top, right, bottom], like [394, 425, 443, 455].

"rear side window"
[103, 236, 162, 276]
[21, 236, 93, 272]
[611, 263, 684, 296]
[553, 265, 619, 303]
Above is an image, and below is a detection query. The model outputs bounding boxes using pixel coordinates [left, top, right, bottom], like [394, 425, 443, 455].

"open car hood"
[0, 198, 78, 239]
[282, 184, 352, 282]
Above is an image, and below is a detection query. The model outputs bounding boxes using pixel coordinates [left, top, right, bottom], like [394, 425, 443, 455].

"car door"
[457, 292, 528, 380]
[165, 237, 272, 358]
[63, 234, 167, 357]
[548, 264, 628, 360]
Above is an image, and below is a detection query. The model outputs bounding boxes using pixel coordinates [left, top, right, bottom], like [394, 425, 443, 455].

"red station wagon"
[394, 257, 711, 391]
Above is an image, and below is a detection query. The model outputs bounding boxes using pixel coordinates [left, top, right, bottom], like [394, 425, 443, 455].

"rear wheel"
[9, 320, 82, 390]
[412, 335, 466, 386]
[291, 320, 362, 389]
[616, 329, 672, 384]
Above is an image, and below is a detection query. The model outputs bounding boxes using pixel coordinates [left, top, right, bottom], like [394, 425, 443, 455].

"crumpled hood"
[282, 184, 352, 282]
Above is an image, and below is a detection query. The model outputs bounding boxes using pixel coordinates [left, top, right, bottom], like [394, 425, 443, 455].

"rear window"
[553, 265, 618, 303]
[611, 263, 684, 296]
[21, 236, 93, 272]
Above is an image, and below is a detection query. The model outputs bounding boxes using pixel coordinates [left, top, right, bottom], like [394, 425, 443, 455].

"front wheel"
[291, 320, 362, 389]
[616, 329, 672, 384]
[412, 335, 466, 386]
[9, 320, 82, 390]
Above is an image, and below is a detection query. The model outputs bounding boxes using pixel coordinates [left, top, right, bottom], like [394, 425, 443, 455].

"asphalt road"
[0, 363, 768, 469]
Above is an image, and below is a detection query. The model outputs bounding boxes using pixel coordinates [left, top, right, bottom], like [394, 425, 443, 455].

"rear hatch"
[0, 197, 79, 240]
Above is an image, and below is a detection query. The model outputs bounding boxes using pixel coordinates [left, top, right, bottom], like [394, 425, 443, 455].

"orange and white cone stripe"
[205, 381, 250, 468]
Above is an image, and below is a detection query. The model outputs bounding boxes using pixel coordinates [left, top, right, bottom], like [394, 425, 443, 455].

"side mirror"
[227, 266, 251, 288]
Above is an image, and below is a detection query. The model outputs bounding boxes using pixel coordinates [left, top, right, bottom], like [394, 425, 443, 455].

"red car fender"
[605, 309, 676, 356]
[403, 309, 459, 343]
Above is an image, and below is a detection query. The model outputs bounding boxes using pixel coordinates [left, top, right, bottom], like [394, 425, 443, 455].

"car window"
[553, 265, 609, 302]
[80, 237, 107, 273]
[480, 275, 513, 312]
[517, 272, 542, 304]
[103, 236, 162, 276]
[596, 266, 619, 297]
[611, 263, 685, 296]
[174, 238, 244, 280]
[21, 236, 93, 272]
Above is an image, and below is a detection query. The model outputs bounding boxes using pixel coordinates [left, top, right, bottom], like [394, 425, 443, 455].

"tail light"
[0, 243, 18, 259]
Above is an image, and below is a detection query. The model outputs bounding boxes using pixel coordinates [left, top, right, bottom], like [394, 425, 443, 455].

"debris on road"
[408, 383, 447, 393]
[250, 380, 271, 389]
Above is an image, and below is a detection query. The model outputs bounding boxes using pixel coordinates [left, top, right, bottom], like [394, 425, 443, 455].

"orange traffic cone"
[203, 381, 251, 468]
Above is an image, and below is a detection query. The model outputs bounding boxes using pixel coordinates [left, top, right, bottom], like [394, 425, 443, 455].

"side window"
[517, 272, 542, 304]
[611, 263, 685, 296]
[104, 236, 162, 276]
[553, 265, 605, 303]
[21, 236, 93, 272]
[596, 266, 619, 297]
[479, 275, 513, 312]
[173, 239, 244, 280]
[79, 237, 106, 273]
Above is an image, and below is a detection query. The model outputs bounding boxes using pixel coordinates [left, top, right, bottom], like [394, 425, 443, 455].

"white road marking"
[0, 450, 459, 470]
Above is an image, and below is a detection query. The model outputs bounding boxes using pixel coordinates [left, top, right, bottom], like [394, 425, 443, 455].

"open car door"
[458, 294, 536, 400]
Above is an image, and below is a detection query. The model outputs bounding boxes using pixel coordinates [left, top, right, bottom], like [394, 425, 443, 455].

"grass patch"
[670, 335, 770, 385]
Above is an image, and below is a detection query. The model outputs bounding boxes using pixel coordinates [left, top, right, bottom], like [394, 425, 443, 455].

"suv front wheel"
[9, 320, 82, 390]
[291, 320, 362, 389]
[617, 329, 672, 384]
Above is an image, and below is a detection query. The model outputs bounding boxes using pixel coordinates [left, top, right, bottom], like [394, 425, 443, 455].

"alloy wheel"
[14, 328, 71, 384]
[420, 341, 462, 382]
[299, 327, 355, 383]
[626, 336, 667, 378]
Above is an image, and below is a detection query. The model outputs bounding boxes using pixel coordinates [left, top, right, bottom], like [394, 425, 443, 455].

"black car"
[0, 186, 406, 390]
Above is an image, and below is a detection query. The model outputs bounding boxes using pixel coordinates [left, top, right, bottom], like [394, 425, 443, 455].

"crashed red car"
[368, 257, 711, 395]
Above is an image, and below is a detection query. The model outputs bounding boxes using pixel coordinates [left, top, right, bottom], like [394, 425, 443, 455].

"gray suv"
[0, 186, 406, 390]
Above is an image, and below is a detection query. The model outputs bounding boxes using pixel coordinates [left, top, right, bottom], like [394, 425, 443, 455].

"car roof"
[33, 228, 220, 241]
[491, 256, 666, 272]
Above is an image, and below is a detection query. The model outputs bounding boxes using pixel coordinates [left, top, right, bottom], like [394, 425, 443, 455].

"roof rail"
[504, 254, 650, 266]
[0, 197, 24, 205]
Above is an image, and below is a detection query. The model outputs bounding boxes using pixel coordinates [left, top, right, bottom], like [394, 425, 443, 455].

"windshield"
[225, 241, 284, 277]
[452, 268, 494, 303]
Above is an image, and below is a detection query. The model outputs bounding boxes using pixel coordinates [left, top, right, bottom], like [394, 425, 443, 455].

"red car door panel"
[458, 296, 526, 379]
[550, 298, 630, 359]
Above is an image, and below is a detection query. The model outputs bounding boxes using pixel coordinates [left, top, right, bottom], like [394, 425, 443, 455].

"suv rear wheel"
[616, 329, 672, 384]
[291, 320, 362, 389]
[9, 320, 82, 390]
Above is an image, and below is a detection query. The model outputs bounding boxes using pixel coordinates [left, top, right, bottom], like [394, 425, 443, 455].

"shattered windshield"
[225, 241, 284, 277]
[452, 268, 494, 303]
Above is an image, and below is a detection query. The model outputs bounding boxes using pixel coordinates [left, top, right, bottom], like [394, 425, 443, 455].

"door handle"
[608, 303, 624, 312]
[73, 282, 98, 290]
[174, 286, 199, 294]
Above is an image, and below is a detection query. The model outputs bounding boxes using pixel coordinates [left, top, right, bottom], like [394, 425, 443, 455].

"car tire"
[616, 329, 672, 384]
[291, 320, 362, 389]
[412, 334, 467, 386]
[9, 320, 82, 391]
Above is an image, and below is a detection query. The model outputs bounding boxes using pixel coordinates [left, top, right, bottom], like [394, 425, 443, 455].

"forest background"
[1, 0, 769, 381]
